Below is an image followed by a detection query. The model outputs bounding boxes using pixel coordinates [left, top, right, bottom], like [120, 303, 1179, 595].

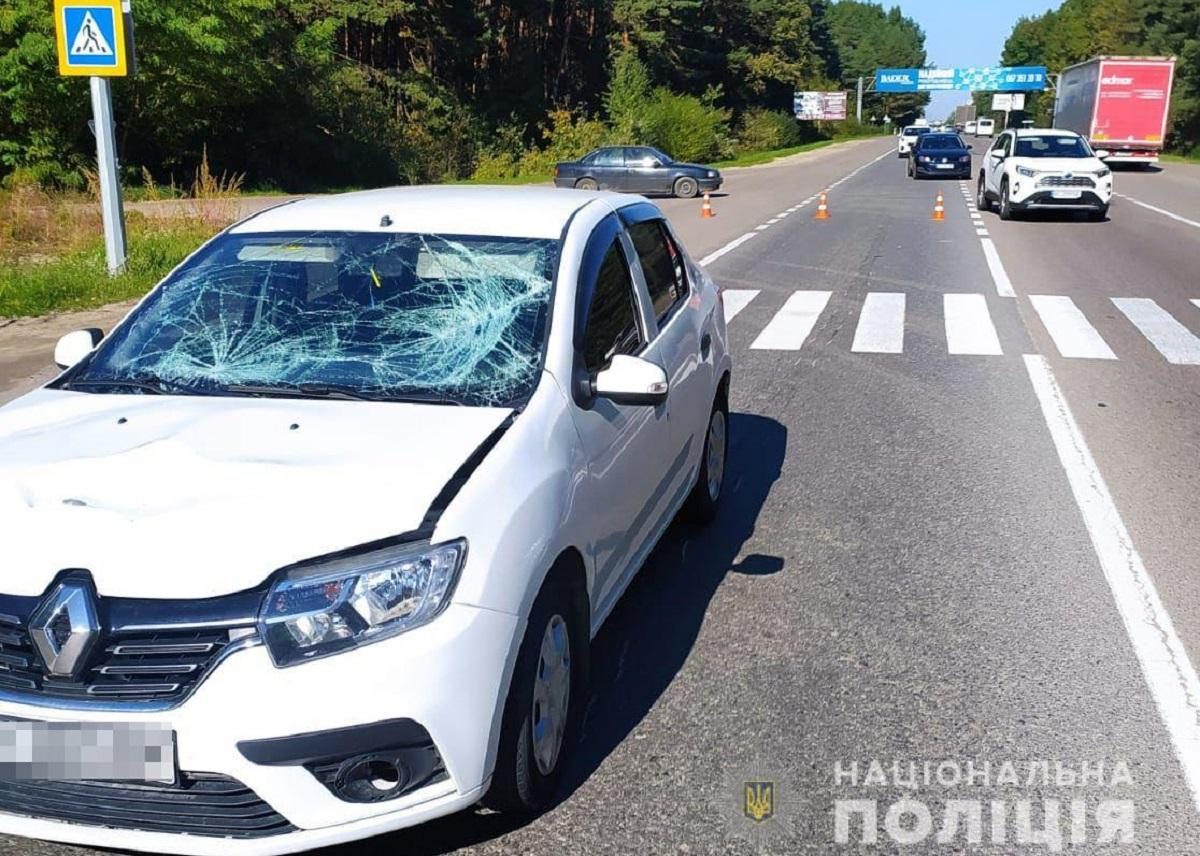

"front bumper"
[0, 603, 521, 855]
[698, 176, 722, 191]
[913, 160, 971, 177]
[1012, 189, 1109, 211]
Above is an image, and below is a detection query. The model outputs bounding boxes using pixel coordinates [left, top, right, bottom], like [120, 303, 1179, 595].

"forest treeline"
[995, 0, 1198, 152]
[0, 0, 929, 192]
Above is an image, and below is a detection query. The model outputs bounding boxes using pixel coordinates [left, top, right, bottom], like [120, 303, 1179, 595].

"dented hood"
[0, 389, 510, 599]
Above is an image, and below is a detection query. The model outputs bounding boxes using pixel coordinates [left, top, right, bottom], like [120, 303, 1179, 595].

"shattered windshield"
[67, 232, 558, 406]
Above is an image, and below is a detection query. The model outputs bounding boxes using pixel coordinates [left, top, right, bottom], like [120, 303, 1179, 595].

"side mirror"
[54, 328, 103, 370]
[593, 355, 668, 406]
[1094, 149, 1111, 160]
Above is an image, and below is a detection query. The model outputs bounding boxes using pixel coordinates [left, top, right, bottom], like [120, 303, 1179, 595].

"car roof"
[1009, 127, 1081, 137]
[231, 186, 620, 240]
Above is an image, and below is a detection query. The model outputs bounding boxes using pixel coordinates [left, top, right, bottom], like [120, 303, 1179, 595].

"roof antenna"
[379, 214, 393, 227]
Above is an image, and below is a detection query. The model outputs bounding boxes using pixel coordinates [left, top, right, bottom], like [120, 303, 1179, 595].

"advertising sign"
[1092, 60, 1175, 144]
[794, 91, 848, 121]
[875, 67, 1047, 93]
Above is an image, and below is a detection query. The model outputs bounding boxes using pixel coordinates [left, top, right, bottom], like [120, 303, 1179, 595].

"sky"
[885, 0, 1063, 119]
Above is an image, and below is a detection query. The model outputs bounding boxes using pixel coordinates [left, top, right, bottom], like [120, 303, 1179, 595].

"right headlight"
[1015, 166, 1037, 178]
[259, 539, 467, 667]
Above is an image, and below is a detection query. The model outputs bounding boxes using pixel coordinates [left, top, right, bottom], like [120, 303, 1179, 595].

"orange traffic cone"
[932, 192, 945, 222]
[700, 192, 715, 218]
[814, 191, 830, 220]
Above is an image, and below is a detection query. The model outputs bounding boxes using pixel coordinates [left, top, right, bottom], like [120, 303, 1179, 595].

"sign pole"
[89, 75, 126, 274]
[856, 77, 863, 123]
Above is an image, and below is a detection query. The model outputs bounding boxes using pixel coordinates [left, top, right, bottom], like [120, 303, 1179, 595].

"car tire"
[484, 573, 585, 814]
[998, 179, 1014, 221]
[976, 175, 990, 212]
[574, 178, 599, 191]
[681, 395, 728, 524]
[673, 177, 699, 199]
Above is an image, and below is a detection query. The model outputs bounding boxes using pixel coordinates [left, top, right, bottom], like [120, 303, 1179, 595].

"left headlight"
[260, 539, 467, 667]
[707, 170, 717, 178]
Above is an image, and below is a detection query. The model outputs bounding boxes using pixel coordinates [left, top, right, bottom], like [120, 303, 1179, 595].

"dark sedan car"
[553, 146, 722, 197]
[908, 133, 973, 179]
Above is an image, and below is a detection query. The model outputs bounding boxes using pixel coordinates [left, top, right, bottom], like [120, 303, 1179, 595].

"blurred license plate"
[0, 720, 175, 783]
[1052, 189, 1082, 199]
[936, 164, 953, 169]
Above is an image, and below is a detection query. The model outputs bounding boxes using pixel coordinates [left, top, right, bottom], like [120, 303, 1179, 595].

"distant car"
[977, 128, 1113, 220]
[897, 125, 932, 158]
[554, 146, 721, 198]
[908, 133, 972, 179]
[975, 118, 996, 137]
[964, 120, 978, 135]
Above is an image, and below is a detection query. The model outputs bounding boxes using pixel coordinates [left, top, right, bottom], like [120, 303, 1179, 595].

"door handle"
[700, 333, 712, 359]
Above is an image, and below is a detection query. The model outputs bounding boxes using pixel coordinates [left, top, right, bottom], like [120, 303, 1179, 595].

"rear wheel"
[681, 396, 728, 524]
[574, 177, 598, 191]
[673, 176, 699, 198]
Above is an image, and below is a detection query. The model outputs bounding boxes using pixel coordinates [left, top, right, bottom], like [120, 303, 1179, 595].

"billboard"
[794, 91, 848, 121]
[991, 93, 1026, 111]
[875, 67, 1047, 92]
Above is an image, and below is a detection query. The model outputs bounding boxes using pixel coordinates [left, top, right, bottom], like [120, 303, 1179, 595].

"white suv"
[977, 128, 1113, 221]
[0, 186, 731, 854]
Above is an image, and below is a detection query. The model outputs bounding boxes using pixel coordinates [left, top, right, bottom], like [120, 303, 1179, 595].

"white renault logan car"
[0, 187, 731, 853]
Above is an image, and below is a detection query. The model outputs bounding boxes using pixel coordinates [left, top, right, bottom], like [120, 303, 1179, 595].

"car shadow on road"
[323, 411, 787, 856]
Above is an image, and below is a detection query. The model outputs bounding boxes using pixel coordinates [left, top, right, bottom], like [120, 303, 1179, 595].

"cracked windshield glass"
[67, 233, 557, 406]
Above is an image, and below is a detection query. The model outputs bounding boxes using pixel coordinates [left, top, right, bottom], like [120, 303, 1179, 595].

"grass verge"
[1161, 152, 1200, 165]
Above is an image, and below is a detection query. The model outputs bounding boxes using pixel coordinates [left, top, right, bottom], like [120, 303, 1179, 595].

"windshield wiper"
[59, 376, 190, 395]
[224, 383, 461, 405]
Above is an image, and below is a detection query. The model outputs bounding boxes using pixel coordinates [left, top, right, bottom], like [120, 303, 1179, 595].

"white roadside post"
[53, 0, 134, 276]
[89, 77, 126, 273]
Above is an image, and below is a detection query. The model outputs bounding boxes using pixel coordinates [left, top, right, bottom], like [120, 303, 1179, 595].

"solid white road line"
[1193, 299, 1200, 312]
[1024, 353, 1200, 814]
[699, 232, 757, 267]
[980, 238, 1016, 298]
[851, 292, 905, 354]
[1117, 193, 1200, 230]
[721, 289, 760, 323]
[1112, 298, 1200, 365]
[751, 291, 832, 350]
[1029, 295, 1117, 360]
[944, 293, 1003, 355]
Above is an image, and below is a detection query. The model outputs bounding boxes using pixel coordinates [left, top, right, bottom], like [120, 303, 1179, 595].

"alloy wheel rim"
[706, 409, 727, 501]
[531, 614, 571, 776]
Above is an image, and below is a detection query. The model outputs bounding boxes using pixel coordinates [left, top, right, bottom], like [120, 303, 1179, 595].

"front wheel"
[998, 180, 1014, 220]
[485, 578, 584, 814]
[976, 175, 990, 212]
[673, 176, 699, 198]
[574, 177, 599, 191]
[681, 398, 728, 524]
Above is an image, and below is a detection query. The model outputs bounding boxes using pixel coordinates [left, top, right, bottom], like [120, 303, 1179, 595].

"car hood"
[676, 162, 716, 173]
[1015, 157, 1104, 173]
[0, 390, 511, 599]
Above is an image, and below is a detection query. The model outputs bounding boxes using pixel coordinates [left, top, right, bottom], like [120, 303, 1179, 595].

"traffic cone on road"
[814, 192, 830, 220]
[932, 192, 945, 222]
[700, 192, 716, 218]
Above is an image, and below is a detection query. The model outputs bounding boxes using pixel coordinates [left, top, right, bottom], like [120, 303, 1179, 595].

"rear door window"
[593, 149, 625, 167]
[627, 220, 687, 323]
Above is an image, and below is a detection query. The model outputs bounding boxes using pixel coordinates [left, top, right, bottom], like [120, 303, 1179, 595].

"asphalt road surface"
[2, 136, 1200, 854]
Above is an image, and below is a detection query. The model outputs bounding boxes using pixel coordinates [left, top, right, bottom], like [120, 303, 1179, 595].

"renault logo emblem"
[29, 582, 100, 680]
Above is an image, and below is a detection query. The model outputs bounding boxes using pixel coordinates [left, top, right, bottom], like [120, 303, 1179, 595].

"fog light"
[333, 753, 410, 803]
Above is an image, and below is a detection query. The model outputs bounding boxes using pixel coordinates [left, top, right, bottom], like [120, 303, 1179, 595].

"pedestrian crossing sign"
[54, 0, 130, 77]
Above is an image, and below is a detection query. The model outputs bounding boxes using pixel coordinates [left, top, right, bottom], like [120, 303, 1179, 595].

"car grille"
[1036, 175, 1095, 188]
[0, 613, 234, 703]
[0, 773, 294, 839]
